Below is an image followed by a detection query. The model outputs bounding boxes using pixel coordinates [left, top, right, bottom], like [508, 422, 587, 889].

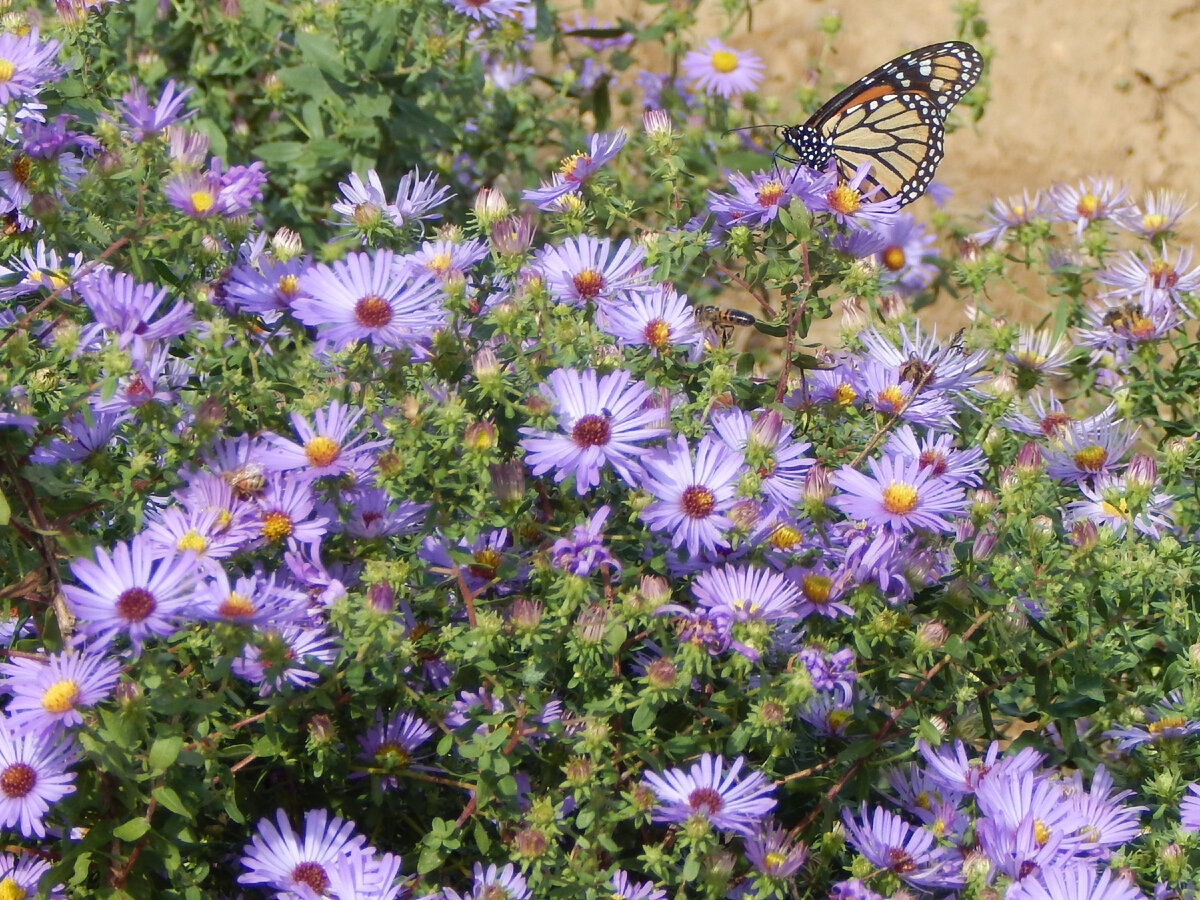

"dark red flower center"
[10, 154, 30, 184]
[116, 587, 157, 623]
[571, 414, 611, 447]
[687, 786, 724, 816]
[680, 485, 715, 519]
[572, 269, 605, 300]
[1039, 411, 1073, 437]
[355, 294, 393, 328]
[918, 449, 947, 477]
[888, 847, 916, 873]
[290, 861, 329, 893]
[0, 762, 35, 798]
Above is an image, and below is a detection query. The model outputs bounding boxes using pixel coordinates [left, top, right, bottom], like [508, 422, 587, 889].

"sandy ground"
[599, 0, 1200, 329]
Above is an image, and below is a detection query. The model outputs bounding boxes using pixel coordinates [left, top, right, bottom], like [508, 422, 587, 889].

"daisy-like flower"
[0, 725, 77, 839]
[331, 169, 401, 231]
[1062, 472, 1176, 540]
[1102, 692, 1200, 749]
[1047, 176, 1132, 239]
[0, 30, 65, 105]
[239, 808, 384, 899]
[114, 79, 195, 142]
[0, 851, 64, 900]
[232, 626, 339, 696]
[1006, 866, 1143, 900]
[410, 238, 488, 283]
[1003, 392, 1118, 440]
[1095, 246, 1200, 313]
[1076, 292, 1182, 359]
[831, 453, 966, 534]
[599, 283, 705, 357]
[608, 870, 666, 900]
[0, 239, 84, 303]
[745, 822, 808, 878]
[711, 407, 812, 509]
[263, 399, 390, 479]
[975, 769, 1085, 857]
[643, 754, 776, 838]
[1005, 326, 1073, 382]
[536, 234, 648, 306]
[640, 435, 744, 556]
[442, 862, 530, 900]
[392, 167, 453, 224]
[419, 528, 526, 596]
[340, 490, 428, 540]
[193, 568, 310, 628]
[76, 268, 194, 353]
[255, 475, 331, 548]
[356, 710, 436, 789]
[885, 763, 968, 835]
[1042, 420, 1138, 483]
[779, 560, 854, 619]
[842, 805, 963, 889]
[303, 851, 405, 900]
[62, 535, 202, 654]
[854, 357, 958, 428]
[971, 189, 1052, 245]
[1062, 765, 1145, 855]
[521, 131, 627, 207]
[224, 255, 312, 315]
[1115, 188, 1193, 240]
[858, 324, 991, 398]
[518, 368, 670, 493]
[692, 564, 802, 624]
[917, 739, 1044, 796]
[293, 248, 446, 356]
[707, 167, 811, 230]
[874, 213, 939, 295]
[810, 162, 901, 228]
[551, 505, 621, 579]
[91, 345, 191, 413]
[28, 410, 127, 465]
[443, 0, 530, 24]
[884, 425, 985, 487]
[1180, 782, 1200, 831]
[0, 649, 120, 735]
[681, 39, 765, 98]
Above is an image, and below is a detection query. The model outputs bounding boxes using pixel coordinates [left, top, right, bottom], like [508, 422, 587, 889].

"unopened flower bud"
[915, 619, 949, 653]
[1069, 519, 1098, 549]
[509, 597, 543, 633]
[1126, 452, 1157, 490]
[474, 187, 510, 227]
[367, 581, 395, 613]
[646, 657, 679, 691]
[514, 826, 547, 860]
[575, 604, 608, 644]
[308, 714, 335, 744]
[1015, 441, 1043, 475]
[840, 295, 868, 330]
[489, 459, 526, 504]
[473, 347, 501, 380]
[642, 108, 672, 138]
[748, 409, 783, 449]
[464, 420, 496, 451]
[972, 522, 998, 560]
[639, 574, 669, 604]
[989, 369, 1017, 398]
[271, 226, 303, 260]
[877, 292, 905, 321]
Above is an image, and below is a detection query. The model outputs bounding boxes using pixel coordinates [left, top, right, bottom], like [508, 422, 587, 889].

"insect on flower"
[222, 461, 267, 498]
[694, 304, 756, 347]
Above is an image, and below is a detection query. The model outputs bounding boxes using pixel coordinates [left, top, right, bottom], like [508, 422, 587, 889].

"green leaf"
[296, 32, 346, 79]
[152, 786, 189, 817]
[0, 487, 8, 526]
[149, 736, 182, 771]
[114, 817, 151, 841]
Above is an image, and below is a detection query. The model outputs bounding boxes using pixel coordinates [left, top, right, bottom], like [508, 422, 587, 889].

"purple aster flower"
[418, 528, 526, 596]
[1181, 782, 1200, 831]
[392, 166, 453, 224]
[692, 564, 801, 623]
[443, 0, 530, 24]
[809, 161, 901, 228]
[193, 568, 310, 628]
[842, 804, 963, 889]
[777, 559, 853, 619]
[521, 131, 627, 207]
[977, 815, 1066, 884]
[681, 39, 765, 98]
[1042, 420, 1139, 482]
[263, 399, 390, 479]
[1006, 866, 1144, 900]
[1063, 765, 1144, 855]
[551, 505, 621, 579]
[972, 189, 1052, 245]
[831, 453, 966, 534]
[175, 471, 260, 542]
[1076, 291, 1182, 360]
[853, 357, 958, 428]
[28, 410, 127, 465]
[0, 31, 64, 105]
[410, 238, 488, 283]
[0, 240, 84, 302]
[307, 851, 405, 900]
[20, 114, 99, 160]
[707, 167, 808, 230]
[1096, 246, 1200, 313]
[917, 739, 1044, 796]
[232, 626, 338, 696]
[340, 490, 428, 540]
[598, 283, 705, 357]
[62, 535, 202, 654]
[885, 763, 969, 836]
[711, 407, 812, 508]
[519, 367, 670, 493]
[211, 157, 267, 216]
[536, 234, 648, 306]
[640, 435, 744, 556]
[1062, 472, 1175, 540]
[798, 645, 857, 703]
[293, 249, 446, 356]
[608, 870, 666, 900]
[1048, 177, 1132, 239]
[875, 213, 939, 295]
[442, 862, 530, 900]
[643, 753, 776, 837]
[224, 255, 312, 315]
[77, 268, 194, 352]
[1003, 392, 1118, 439]
[332, 169, 401, 230]
[884, 424, 985, 487]
[654, 603, 741, 657]
[255, 475, 331, 548]
[163, 168, 223, 218]
[0, 649, 120, 736]
[0, 851, 64, 900]
[797, 692, 852, 737]
[0, 725, 76, 839]
[1005, 326, 1073, 381]
[858, 323, 990, 398]
[239, 808, 385, 899]
[356, 710, 436, 789]
[744, 822, 808, 877]
[976, 769, 1087, 858]
[1115, 188, 1193, 240]
[1102, 692, 1200, 749]
[830, 880, 885, 900]
[91, 344, 190, 413]
[115, 79, 195, 142]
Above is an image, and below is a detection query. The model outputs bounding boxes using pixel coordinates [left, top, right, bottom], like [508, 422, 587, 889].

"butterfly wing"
[787, 41, 983, 206]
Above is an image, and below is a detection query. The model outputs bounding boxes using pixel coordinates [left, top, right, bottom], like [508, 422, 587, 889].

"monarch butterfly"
[780, 41, 983, 207]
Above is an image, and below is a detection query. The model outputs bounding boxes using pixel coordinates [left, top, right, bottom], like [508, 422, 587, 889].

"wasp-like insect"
[694, 305, 757, 348]
[222, 461, 267, 498]
[1101, 302, 1145, 331]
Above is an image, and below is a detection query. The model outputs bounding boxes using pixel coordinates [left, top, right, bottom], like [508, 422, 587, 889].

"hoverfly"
[222, 461, 267, 498]
[694, 305, 757, 348]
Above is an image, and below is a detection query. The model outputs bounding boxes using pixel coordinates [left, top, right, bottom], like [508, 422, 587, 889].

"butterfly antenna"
[721, 124, 785, 137]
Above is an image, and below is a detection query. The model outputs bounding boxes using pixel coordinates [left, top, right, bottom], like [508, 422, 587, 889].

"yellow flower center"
[764, 851, 787, 870]
[1011, 204, 1027, 219]
[881, 481, 919, 515]
[770, 524, 802, 549]
[217, 509, 233, 528]
[1076, 193, 1099, 217]
[190, 190, 215, 213]
[375, 742, 411, 767]
[1143, 212, 1168, 232]
[882, 245, 906, 271]
[277, 273, 300, 299]
[1034, 819, 1051, 845]
[572, 268, 605, 300]
[756, 181, 784, 207]
[1100, 499, 1129, 519]
[0, 60, 13, 84]
[219, 591, 256, 620]
[428, 251, 452, 274]
[1150, 714, 1185, 734]
[826, 183, 862, 215]
[305, 435, 341, 468]
[42, 678, 80, 713]
[47, 272, 69, 291]
[710, 50, 739, 73]
[833, 382, 857, 406]
[261, 510, 294, 541]
[644, 318, 670, 349]
[559, 152, 591, 178]
[0, 876, 26, 900]
[1014, 349, 1047, 368]
[1072, 444, 1108, 472]
[802, 573, 832, 604]
[176, 529, 209, 554]
[878, 384, 906, 409]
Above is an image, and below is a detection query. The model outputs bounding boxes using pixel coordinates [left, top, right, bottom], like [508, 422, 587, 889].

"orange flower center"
[680, 485, 716, 519]
[826, 183, 861, 215]
[1073, 444, 1108, 472]
[261, 510, 294, 542]
[572, 268, 605, 300]
[882, 245, 906, 271]
[305, 435, 341, 468]
[881, 481, 919, 515]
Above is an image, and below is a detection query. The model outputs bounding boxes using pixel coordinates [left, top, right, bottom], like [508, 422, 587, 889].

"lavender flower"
[0, 31, 64, 105]
[263, 399, 390, 479]
[536, 235, 648, 306]
[356, 710, 436, 789]
[640, 435, 744, 556]
[681, 39, 765, 98]
[239, 808, 386, 898]
[115, 79, 195, 141]
[522, 131, 627, 207]
[0, 649, 120, 735]
[0, 726, 77, 838]
[598, 283, 704, 357]
[831, 453, 966, 534]
[643, 753, 776, 837]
